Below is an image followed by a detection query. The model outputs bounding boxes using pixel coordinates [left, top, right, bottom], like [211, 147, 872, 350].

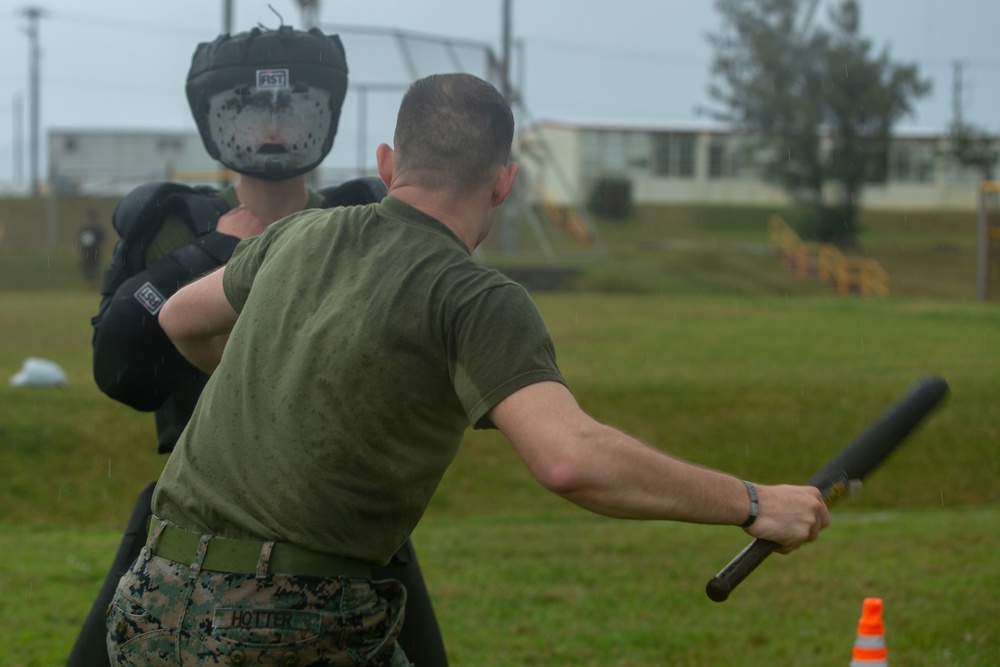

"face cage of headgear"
[186, 26, 348, 181]
[205, 81, 335, 179]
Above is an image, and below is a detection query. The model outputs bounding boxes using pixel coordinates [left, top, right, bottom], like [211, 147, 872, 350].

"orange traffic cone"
[850, 597, 888, 666]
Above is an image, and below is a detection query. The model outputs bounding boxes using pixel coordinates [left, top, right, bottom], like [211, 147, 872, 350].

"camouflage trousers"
[106, 523, 411, 666]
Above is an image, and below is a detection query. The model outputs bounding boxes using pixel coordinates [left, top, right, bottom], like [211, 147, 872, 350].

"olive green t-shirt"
[153, 196, 566, 565]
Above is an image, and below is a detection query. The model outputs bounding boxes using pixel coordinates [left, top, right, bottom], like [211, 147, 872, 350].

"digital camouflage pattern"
[106, 531, 410, 666]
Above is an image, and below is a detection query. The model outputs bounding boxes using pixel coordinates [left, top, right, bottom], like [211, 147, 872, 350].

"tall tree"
[950, 123, 998, 181]
[706, 0, 825, 205]
[707, 0, 930, 246]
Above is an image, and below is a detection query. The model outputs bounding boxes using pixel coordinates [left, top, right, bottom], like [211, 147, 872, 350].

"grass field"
[1, 197, 998, 665]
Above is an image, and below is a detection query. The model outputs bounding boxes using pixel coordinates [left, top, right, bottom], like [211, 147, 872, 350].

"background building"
[48, 128, 364, 195]
[48, 129, 216, 195]
[49, 122, 989, 214]
[518, 120, 990, 212]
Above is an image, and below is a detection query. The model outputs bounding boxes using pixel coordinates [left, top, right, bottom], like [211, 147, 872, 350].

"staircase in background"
[768, 216, 889, 297]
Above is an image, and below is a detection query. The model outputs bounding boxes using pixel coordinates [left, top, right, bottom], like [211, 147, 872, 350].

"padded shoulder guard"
[317, 177, 387, 208]
[101, 182, 231, 296]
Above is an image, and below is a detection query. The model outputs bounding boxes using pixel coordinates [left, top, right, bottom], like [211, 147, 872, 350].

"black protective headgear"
[186, 26, 348, 180]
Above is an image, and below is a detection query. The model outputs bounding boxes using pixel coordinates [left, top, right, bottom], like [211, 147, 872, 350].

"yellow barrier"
[768, 216, 889, 297]
[978, 181, 1000, 300]
[541, 201, 596, 245]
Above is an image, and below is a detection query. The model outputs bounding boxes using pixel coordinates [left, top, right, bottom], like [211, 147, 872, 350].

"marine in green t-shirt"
[144, 73, 831, 666]
[154, 195, 566, 564]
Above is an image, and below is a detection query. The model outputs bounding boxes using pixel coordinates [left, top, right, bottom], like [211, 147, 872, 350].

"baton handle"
[705, 375, 949, 602]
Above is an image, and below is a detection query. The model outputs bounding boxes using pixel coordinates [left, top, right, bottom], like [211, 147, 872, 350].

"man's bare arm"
[489, 381, 829, 553]
[158, 266, 238, 373]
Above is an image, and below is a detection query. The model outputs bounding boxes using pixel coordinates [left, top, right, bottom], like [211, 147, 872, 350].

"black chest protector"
[92, 177, 387, 452]
[99, 177, 387, 303]
[99, 181, 231, 301]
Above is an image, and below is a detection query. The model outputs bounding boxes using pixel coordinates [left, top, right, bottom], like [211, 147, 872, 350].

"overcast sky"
[1, 0, 999, 181]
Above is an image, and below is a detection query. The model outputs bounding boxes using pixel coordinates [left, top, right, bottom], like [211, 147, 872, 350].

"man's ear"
[491, 162, 520, 207]
[376, 143, 395, 189]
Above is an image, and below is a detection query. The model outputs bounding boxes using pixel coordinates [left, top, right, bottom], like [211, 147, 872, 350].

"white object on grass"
[9, 357, 69, 387]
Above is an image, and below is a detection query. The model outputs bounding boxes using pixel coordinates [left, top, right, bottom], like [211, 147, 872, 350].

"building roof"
[522, 118, 950, 140]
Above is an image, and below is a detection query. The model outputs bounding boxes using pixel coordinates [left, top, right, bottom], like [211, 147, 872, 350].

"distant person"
[106, 72, 829, 665]
[68, 26, 448, 667]
[76, 209, 105, 288]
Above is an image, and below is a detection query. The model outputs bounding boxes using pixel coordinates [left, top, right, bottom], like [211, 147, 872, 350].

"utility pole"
[13, 95, 23, 186]
[500, 0, 512, 102]
[297, 0, 321, 29]
[222, 0, 234, 33]
[296, 0, 321, 188]
[21, 6, 45, 196]
[952, 60, 964, 128]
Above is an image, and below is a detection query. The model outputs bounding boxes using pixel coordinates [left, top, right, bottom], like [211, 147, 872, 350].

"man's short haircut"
[393, 73, 514, 190]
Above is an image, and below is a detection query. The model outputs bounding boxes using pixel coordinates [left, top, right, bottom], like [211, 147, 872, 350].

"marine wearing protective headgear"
[186, 25, 349, 180]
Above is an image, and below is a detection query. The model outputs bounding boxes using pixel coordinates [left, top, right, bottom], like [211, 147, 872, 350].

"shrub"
[588, 176, 632, 220]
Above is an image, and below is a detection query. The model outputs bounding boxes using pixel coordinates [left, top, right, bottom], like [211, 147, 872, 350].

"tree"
[950, 123, 998, 181]
[706, 0, 825, 205]
[588, 176, 633, 220]
[707, 0, 930, 247]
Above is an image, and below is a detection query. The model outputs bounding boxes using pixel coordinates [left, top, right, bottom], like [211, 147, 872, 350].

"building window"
[709, 135, 758, 179]
[709, 141, 726, 178]
[916, 147, 935, 182]
[157, 137, 184, 153]
[625, 133, 649, 170]
[653, 136, 670, 175]
[652, 133, 696, 178]
[580, 130, 651, 180]
[891, 141, 935, 183]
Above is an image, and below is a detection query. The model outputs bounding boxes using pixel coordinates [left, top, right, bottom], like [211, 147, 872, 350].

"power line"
[526, 37, 708, 68]
[45, 10, 210, 38]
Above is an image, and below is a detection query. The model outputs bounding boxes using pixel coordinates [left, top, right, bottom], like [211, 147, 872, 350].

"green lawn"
[3, 509, 998, 667]
[2, 290, 998, 665]
[1, 198, 997, 665]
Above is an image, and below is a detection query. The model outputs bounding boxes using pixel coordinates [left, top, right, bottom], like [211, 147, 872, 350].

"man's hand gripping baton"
[705, 375, 950, 602]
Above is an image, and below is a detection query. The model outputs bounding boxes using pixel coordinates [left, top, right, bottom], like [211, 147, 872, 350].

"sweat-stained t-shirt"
[153, 195, 566, 565]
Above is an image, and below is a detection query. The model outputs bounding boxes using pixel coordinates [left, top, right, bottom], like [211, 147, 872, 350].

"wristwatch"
[740, 480, 759, 528]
